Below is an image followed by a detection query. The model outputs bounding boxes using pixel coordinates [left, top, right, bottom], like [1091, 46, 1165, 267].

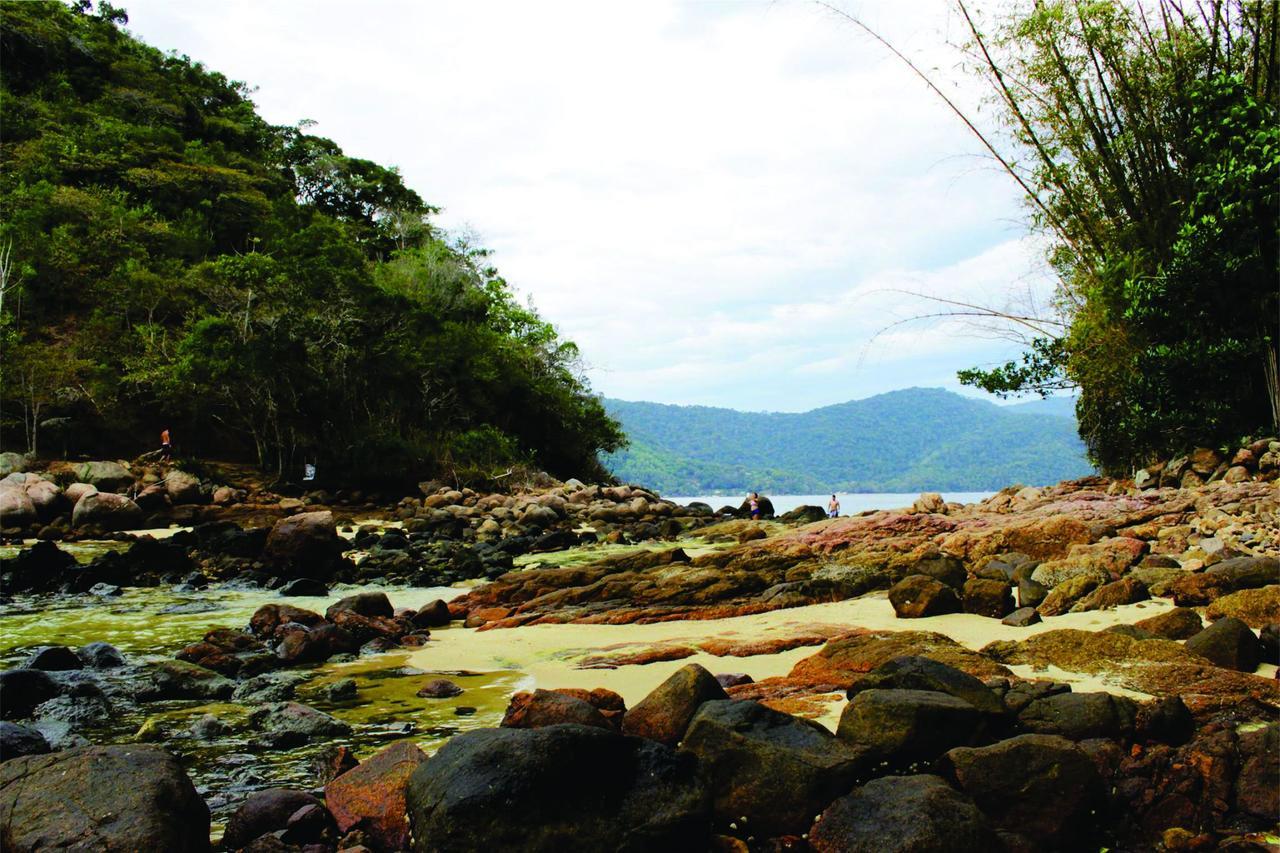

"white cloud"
[120, 0, 1053, 412]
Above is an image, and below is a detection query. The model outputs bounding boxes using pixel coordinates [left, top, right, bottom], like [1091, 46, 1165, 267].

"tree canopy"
[946, 0, 1279, 473]
[0, 0, 624, 485]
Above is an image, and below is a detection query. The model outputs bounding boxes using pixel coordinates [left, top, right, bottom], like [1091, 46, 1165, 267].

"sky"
[119, 0, 1061, 413]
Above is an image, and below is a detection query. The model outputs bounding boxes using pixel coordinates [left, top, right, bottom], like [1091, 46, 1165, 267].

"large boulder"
[836, 688, 986, 767]
[0, 745, 210, 851]
[263, 509, 345, 576]
[325, 740, 427, 851]
[0, 485, 36, 529]
[1072, 577, 1149, 612]
[809, 774, 999, 853]
[140, 660, 234, 701]
[164, 469, 204, 505]
[941, 734, 1105, 848]
[621, 663, 727, 746]
[1206, 585, 1280, 628]
[223, 788, 330, 850]
[325, 591, 394, 621]
[1184, 617, 1262, 672]
[500, 689, 612, 731]
[962, 578, 1013, 618]
[406, 724, 710, 852]
[1016, 691, 1138, 740]
[73, 460, 134, 492]
[71, 492, 143, 531]
[0, 722, 50, 763]
[679, 699, 869, 837]
[0, 669, 60, 720]
[1134, 607, 1204, 640]
[248, 702, 351, 747]
[888, 575, 962, 618]
[845, 655, 1005, 717]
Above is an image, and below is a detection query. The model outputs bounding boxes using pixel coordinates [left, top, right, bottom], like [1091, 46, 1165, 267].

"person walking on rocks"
[828, 494, 840, 518]
[159, 427, 172, 462]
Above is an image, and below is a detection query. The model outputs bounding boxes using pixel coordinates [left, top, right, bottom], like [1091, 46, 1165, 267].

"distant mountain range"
[603, 388, 1093, 494]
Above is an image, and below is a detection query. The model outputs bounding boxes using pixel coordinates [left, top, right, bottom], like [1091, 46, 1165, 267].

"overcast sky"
[119, 0, 1057, 413]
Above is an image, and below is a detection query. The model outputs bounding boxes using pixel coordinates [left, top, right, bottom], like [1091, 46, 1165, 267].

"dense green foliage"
[953, 0, 1279, 473]
[605, 388, 1093, 493]
[0, 1, 623, 484]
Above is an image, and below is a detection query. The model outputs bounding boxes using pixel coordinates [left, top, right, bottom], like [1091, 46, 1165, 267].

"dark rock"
[622, 663, 728, 746]
[277, 624, 359, 665]
[224, 788, 328, 851]
[1001, 606, 1041, 627]
[909, 555, 967, 589]
[22, 645, 83, 671]
[325, 591, 394, 621]
[963, 577, 1013, 618]
[1259, 622, 1280, 664]
[1184, 616, 1262, 671]
[140, 660, 234, 701]
[779, 505, 828, 524]
[715, 673, 753, 689]
[846, 656, 1006, 717]
[417, 678, 463, 698]
[809, 773, 999, 853]
[836, 688, 986, 768]
[1235, 722, 1279, 821]
[1103, 623, 1155, 640]
[941, 734, 1105, 848]
[501, 689, 612, 730]
[0, 540, 77, 592]
[0, 744, 210, 851]
[888, 575, 962, 618]
[0, 721, 50, 762]
[680, 699, 868, 837]
[248, 702, 352, 747]
[310, 744, 360, 785]
[1017, 578, 1048, 610]
[325, 740, 427, 851]
[1073, 577, 1149, 611]
[189, 714, 230, 740]
[326, 678, 358, 701]
[1204, 556, 1279, 592]
[0, 668, 60, 719]
[1016, 692, 1138, 740]
[249, 603, 326, 637]
[1000, 680, 1070, 715]
[412, 599, 453, 628]
[405, 724, 710, 852]
[1135, 696, 1195, 746]
[278, 577, 328, 597]
[232, 673, 305, 704]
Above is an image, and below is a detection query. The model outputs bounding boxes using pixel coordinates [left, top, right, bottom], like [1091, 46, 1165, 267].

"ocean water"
[668, 492, 997, 516]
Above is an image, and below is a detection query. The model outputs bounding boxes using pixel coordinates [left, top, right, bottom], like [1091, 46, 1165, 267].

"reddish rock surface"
[324, 740, 427, 851]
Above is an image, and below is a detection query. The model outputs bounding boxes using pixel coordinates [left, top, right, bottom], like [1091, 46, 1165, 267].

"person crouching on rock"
[828, 494, 840, 518]
[159, 427, 172, 462]
[749, 492, 761, 520]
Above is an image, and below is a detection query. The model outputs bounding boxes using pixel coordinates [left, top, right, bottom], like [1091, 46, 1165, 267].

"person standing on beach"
[828, 494, 840, 518]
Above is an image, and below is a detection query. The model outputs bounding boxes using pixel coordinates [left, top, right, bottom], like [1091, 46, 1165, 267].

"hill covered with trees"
[0, 1, 623, 486]
[604, 388, 1094, 493]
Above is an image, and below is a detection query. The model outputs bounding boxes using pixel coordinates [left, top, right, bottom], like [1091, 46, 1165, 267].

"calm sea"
[668, 492, 997, 516]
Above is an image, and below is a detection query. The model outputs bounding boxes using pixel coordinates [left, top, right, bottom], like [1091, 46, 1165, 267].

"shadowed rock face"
[678, 699, 871, 838]
[0, 745, 210, 852]
[406, 724, 711, 852]
[809, 774, 999, 853]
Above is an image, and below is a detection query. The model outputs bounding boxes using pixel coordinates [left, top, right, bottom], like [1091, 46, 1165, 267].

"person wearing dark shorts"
[159, 427, 172, 461]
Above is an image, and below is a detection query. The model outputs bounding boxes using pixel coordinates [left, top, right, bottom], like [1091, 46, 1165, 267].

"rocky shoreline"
[0, 443, 1277, 852]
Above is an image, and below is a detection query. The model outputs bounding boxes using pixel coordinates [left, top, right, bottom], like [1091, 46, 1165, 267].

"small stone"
[1001, 607, 1041, 627]
[416, 679, 463, 698]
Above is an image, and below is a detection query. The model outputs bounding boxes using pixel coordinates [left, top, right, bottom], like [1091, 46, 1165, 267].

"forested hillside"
[0, 1, 623, 485]
[605, 388, 1094, 493]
